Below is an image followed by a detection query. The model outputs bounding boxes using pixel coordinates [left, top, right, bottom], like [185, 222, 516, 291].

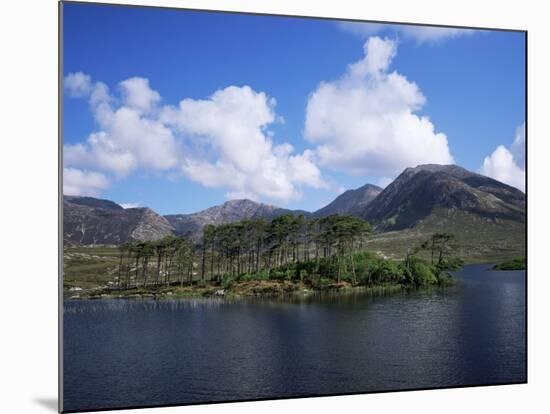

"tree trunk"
[256, 238, 261, 273]
[142, 257, 149, 287]
[134, 254, 139, 289]
[350, 253, 356, 285]
[237, 247, 241, 275]
[156, 253, 162, 287]
[125, 251, 132, 289]
[210, 248, 214, 282]
[117, 250, 124, 288]
[201, 244, 206, 283]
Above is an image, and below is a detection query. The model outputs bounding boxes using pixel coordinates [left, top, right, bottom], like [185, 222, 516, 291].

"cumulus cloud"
[63, 167, 110, 197]
[64, 72, 92, 97]
[162, 85, 326, 201]
[304, 36, 454, 179]
[480, 123, 525, 191]
[64, 75, 179, 181]
[338, 22, 475, 44]
[64, 73, 326, 202]
[119, 77, 161, 113]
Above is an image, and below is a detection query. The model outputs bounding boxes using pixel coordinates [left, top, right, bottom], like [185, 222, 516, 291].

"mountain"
[63, 196, 174, 245]
[62, 164, 526, 261]
[313, 184, 382, 217]
[363, 164, 525, 230]
[361, 164, 525, 262]
[165, 199, 309, 238]
[63, 195, 124, 211]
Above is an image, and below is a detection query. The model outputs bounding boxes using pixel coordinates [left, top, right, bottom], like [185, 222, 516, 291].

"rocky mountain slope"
[165, 199, 309, 238]
[63, 196, 174, 245]
[62, 163, 526, 261]
[313, 184, 382, 217]
[360, 164, 525, 262]
[363, 164, 525, 230]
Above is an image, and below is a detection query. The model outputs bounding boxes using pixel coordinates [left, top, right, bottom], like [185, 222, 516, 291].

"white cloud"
[349, 36, 397, 77]
[89, 81, 112, 112]
[162, 85, 326, 202]
[64, 132, 137, 178]
[98, 107, 179, 173]
[338, 22, 475, 44]
[399, 26, 472, 44]
[119, 202, 141, 209]
[510, 123, 525, 169]
[119, 77, 161, 113]
[64, 72, 92, 97]
[63, 167, 110, 196]
[480, 123, 525, 191]
[304, 36, 454, 179]
[64, 75, 179, 178]
[64, 74, 326, 203]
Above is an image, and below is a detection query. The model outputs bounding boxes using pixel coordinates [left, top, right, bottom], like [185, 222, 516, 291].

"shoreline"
[64, 278, 457, 301]
[61, 261, 534, 302]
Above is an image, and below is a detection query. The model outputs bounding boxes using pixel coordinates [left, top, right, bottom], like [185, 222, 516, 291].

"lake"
[62, 264, 526, 412]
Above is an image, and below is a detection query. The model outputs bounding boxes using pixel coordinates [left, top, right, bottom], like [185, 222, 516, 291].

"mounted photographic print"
[60, 1, 527, 412]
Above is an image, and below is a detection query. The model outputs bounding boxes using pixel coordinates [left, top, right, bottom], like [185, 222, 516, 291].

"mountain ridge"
[165, 199, 310, 238]
[313, 183, 382, 218]
[363, 164, 525, 230]
[62, 163, 526, 261]
[63, 196, 174, 245]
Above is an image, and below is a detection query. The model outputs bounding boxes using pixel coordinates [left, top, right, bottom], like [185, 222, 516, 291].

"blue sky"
[62, 2, 526, 215]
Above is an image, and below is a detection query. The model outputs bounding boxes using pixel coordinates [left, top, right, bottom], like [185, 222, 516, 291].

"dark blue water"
[63, 264, 526, 412]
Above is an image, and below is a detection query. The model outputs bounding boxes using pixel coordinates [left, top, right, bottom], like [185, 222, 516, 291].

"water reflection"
[63, 264, 526, 412]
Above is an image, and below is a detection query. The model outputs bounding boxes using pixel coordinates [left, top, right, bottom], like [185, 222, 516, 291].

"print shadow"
[34, 397, 58, 412]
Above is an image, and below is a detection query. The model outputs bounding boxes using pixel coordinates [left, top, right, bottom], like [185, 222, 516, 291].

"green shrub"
[437, 257, 464, 271]
[269, 269, 288, 280]
[409, 258, 438, 286]
[236, 273, 256, 282]
[316, 257, 330, 277]
[318, 277, 332, 286]
[370, 260, 406, 285]
[493, 257, 526, 271]
[353, 251, 381, 285]
[255, 270, 270, 280]
[221, 275, 235, 289]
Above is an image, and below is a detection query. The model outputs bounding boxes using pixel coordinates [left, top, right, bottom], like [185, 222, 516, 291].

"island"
[63, 164, 525, 300]
[492, 257, 526, 271]
[64, 214, 462, 300]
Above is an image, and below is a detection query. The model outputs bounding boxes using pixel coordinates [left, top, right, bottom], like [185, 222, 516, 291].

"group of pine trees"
[115, 214, 459, 290]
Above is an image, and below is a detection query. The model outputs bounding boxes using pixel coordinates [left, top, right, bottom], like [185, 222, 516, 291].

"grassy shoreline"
[492, 257, 526, 271]
[63, 238, 476, 302]
[65, 277, 458, 301]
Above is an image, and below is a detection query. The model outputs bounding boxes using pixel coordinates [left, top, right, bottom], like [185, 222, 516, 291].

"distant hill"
[165, 199, 309, 238]
[63, 196, 174, 245]
[62, 164, 526, 262]
[313, 184, 382, 218]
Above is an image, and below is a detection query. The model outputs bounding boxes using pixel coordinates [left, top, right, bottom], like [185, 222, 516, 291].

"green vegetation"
[493, 257, 526, 270]
[64, 246, 120, 290]
[65, 215, 462, 299]
[363, 209, 526, 264]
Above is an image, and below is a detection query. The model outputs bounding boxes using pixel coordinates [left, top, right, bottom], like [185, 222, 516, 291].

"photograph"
[60, 1, 526, 412]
